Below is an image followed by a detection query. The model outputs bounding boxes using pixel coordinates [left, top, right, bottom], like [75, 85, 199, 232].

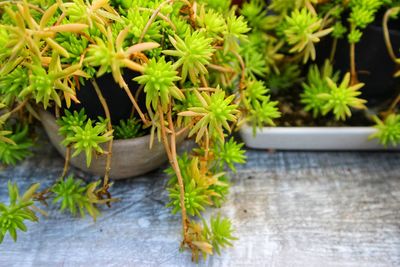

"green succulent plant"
[202, 213, 237, 255]
[0, 182, 39, 243]
[134, 56, 184, 112]
[370, 114, 400, 147]
[244, 80, 271, 107]
[0, 124, 33, 166]
[62, 118, 113, 167]
[301, 60, 340, 117]
[57, 109, 88, 138]
[52, 175, 100, 220]
[318, 73, 367, 121]
[180, 89, 239, 142]
[163, 31, 215, 84]
[168, 178, 212, 217]
[282, 8, 333, 63]
[0, 67, 29, 106]
[223, 11, 250, 53]
[114, 118, 144, 139]
[213, 138, 246, 173]
[266, 64, 301, 92]
[248, 98, 281, 133]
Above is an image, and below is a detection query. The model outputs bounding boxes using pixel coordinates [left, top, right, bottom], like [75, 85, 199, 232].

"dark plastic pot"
[317, 17, 400, 106]
[67, 70, 144, 123]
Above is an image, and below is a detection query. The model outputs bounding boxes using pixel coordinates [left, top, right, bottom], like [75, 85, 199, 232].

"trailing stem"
[383, 7, 400, 63]
[121, 80, 149, 126]
[61, 146, 71, 179]
[91, 79, 113, 193]
[158, 104, 190, 245]
[349, 41, 358, 85]
[139, 0, 173, 43]
[330, 38, 338, 62]
[383, 93, 400, 118]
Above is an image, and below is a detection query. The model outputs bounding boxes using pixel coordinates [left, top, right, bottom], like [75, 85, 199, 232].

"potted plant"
[237, 0, 400, 150]
[0, 0, 281, 261]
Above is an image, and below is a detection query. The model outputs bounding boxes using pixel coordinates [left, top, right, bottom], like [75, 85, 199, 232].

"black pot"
[316, 16, 400, 106]
[67, 70, 145, 123]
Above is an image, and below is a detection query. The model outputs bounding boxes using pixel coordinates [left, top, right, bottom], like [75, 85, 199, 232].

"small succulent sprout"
[348, 28, 363, 44]
[63, 119, 113, 167]
[283, 8, 333, 63]
[318, 73, 367, 121]
[134, 56, 184, 112]
[349, 0, 383, 29]
[114, 118, 144, 139]
[223, 11, 250, 53]
[332, 22, 347, 39]
[301, 60, 340, 117]
[213, 138, 246, 173]
[370, 114, 400, 147]
[163, 31, 215, 84]
[179, 89, 239, 142]
[244, 80, 270, 107]
[0, 182, 40, 243]
[0, 123, 33, 166]
[266, 63, 301, 91]
[202, 213, 237, 255]
[248, 98, 281, 134]
[240, 0, 272, 31]
[85, 27, 159, 86]
[57, 109, 88, 138]
[197, 5, 227, 39]
[167, 179, 212, 217]
[64, 0, 120, 30]
[124, 7, 162, 42]
[52, 175, 100, 220]
[19, 54, 84, 109]
[240, 41, 268, 78]
[0, 66, 28, 106]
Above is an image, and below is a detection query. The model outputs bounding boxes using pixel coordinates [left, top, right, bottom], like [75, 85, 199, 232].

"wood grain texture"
[0, 137, 399, 267]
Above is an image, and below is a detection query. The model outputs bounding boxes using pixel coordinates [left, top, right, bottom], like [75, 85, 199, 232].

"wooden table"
[1, 137, 399, 266]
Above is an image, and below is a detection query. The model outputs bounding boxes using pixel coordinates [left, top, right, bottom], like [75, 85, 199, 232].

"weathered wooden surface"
[1, 136, 400, 267]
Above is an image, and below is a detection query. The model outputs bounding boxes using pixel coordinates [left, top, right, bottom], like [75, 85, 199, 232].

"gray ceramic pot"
[39, 110, 185, 179]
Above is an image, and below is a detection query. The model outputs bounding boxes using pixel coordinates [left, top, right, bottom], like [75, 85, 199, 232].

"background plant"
[240, 0, 400, 146]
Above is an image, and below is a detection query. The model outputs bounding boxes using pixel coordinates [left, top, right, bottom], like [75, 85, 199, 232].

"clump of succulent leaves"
[240, 0, 400, 146]
[0, 0, 280, 261]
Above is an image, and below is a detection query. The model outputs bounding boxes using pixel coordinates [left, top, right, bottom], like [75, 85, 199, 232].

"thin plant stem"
[208, 64, 235, 73]
[166, 106, 190, 241]
[204, 129, 209, 160]
[91, 79, 113, 189]
[230, 50, 246, 90]
[9, 99, 28, 115]
[200, 74, 208, 88]
[383, 8, 400, 63]
[139, 0, 173, 43]
[138, 7, 176, 31]
[61, 146, 71, 179]
[330, 38, 338, 62]
[0, 1, 45, 13]
[349, 41, 358, 85]
[120, 79, 149, 125]
[158, 105, 172, 159]
[384, 93, 400, 117]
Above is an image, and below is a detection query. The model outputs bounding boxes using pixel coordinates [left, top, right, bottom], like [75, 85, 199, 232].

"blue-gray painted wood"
[1, 136, 400, 267]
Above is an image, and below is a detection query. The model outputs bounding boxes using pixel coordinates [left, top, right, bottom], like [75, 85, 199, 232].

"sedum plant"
[239, 0, 400, 146]
[0, 0, 281, 261]
[0, 182, 40, 243]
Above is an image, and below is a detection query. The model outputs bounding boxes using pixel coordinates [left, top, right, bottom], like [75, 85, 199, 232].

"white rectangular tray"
[239, 125, 398, 150]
